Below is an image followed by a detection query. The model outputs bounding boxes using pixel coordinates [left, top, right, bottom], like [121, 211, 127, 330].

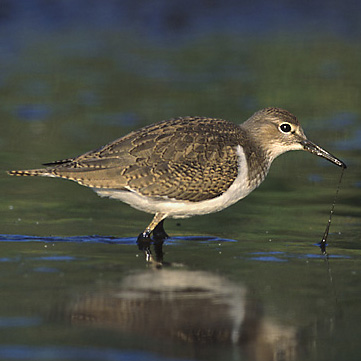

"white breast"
[94, 145, 257, 219]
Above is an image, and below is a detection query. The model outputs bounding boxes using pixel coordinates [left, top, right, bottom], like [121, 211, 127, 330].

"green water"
[1, 30, 361, 361]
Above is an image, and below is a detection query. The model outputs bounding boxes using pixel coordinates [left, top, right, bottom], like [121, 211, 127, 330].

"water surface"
[1, 3, 361, 361]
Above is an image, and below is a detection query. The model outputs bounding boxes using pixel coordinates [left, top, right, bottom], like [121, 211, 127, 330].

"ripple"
[170, 236, 237, 244]
[0, 234, 134, 245]
[243, 250, 351, 262]
[0, 346, 191, 361]
[249, 255, 288, 262]
[0, 234, 237, 245]
[0, 317, 41, 328]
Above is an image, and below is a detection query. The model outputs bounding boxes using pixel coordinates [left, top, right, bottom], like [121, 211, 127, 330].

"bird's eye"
[279, 123, 292, 133]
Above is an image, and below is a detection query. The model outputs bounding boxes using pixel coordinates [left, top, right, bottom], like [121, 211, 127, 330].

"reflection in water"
[136, 236, 237, 265]
[59, 270, 298, 361]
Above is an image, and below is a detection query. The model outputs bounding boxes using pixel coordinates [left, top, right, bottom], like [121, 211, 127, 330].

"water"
[1, 3, 361, 361]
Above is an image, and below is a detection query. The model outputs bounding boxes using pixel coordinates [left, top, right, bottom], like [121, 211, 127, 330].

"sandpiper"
[8, 108, 346, 245]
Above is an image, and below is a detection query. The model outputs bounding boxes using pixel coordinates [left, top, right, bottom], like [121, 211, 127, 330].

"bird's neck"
[246, 149, 272, 190]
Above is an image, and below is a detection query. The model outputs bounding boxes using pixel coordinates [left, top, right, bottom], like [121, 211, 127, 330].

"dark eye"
[279, 123, 292, 133]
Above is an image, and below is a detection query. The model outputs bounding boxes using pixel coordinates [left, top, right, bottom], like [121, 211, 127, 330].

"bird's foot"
[137, 231, 152, 261]
[137, 230, 151, 244]
[137, 218, 168, 266]
[137, 232, 166, 267]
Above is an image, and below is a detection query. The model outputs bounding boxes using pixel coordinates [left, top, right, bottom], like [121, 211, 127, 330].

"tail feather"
[7, 169, 52, 177]
[42, 157, 74, 166]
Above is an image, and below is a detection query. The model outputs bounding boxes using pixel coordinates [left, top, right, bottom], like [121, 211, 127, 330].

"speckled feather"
[10, 116, 270, 202]
[8, 107, 346, 240]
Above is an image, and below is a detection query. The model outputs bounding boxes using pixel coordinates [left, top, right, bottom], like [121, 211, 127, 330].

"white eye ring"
[279, 123, 292, 134]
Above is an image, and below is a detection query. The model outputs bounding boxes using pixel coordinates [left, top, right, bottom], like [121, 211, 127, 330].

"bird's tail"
[7, 169, 53, 177]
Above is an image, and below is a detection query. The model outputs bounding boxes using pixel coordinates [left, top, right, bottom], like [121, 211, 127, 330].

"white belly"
[93, 145, 258, 218]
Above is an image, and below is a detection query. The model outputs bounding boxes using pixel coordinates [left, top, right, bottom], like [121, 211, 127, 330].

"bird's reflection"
[136, 236, 165, 264]
[60, 269, 298, 361]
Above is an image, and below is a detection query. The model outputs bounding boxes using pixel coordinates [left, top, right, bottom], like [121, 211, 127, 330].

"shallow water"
[1, 3, 361, 361]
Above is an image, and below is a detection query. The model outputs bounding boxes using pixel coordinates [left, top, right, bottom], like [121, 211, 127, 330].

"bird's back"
[9, 117, 248, 202]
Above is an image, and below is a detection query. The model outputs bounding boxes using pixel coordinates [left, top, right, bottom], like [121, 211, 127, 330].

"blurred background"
[0, 1, 360, 361]
[1, 0, 360, 237]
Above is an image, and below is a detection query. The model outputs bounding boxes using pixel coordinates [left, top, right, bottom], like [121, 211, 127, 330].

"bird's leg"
[152, 220, 168, 263]
[137, 213, 167, 241]
[153, 219, 169, 241]
[137, 213, 167, 262]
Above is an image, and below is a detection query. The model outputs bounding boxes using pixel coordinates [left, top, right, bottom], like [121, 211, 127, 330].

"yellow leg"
[143, 212, 167, 237]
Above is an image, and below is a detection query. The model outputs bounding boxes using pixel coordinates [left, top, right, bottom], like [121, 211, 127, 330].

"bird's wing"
[34, 117, 245, 202]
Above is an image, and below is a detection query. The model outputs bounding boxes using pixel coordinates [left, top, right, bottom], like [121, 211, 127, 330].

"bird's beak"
[300, 139, 347, 169]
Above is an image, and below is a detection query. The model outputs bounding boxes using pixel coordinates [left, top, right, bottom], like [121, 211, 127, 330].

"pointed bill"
[300, 140, 347, 169]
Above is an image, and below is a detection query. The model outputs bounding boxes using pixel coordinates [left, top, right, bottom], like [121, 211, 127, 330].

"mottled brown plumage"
[9, 116, 263, 202]
[8, 107, 346, 258]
